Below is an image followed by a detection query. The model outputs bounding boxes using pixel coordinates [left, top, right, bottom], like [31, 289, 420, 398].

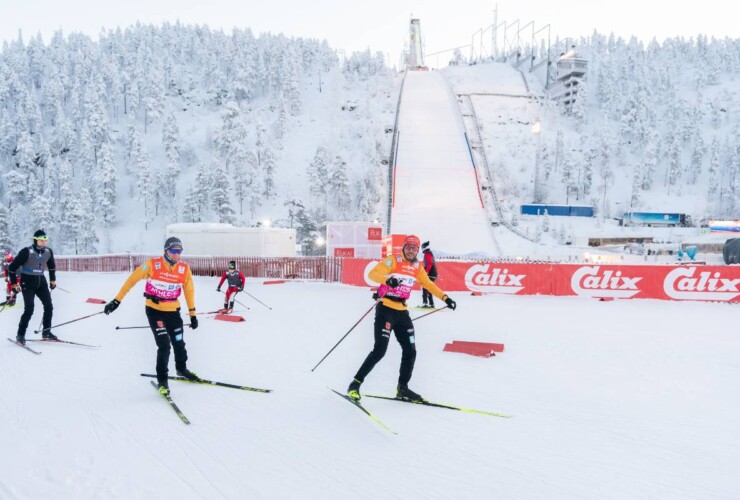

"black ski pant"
[354, 303, 416, 386]
[145, 307, 188, 381]
[17, 275, 53, 336]
[422, 276, 437, 306]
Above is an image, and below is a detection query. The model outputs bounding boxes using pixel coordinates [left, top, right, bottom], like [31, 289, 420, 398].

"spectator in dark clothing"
[421, 241, 438, 308]
[8, 229, 58, 343]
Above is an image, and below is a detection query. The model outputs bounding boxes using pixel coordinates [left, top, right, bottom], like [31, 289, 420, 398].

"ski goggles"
[34, 236, 49, 242]
[166, 247, 183, 254]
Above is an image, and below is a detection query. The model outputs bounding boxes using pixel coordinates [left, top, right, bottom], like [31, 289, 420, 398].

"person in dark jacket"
[421, 241, 438, 308]
[8, 229, 58, 343]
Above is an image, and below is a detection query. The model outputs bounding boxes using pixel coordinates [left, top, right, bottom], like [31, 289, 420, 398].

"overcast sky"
[2, 0, 737, 67]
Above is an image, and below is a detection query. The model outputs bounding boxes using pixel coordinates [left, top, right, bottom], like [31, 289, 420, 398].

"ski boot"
[15, 333, 25, 345]
[396, 384, 424, 402]
[157, 377, 170, 396]
[228, 301, 235, 312]
[42, 331, 58, 340]
[176, 368, 202, 382]
[347, 378, 362, 401]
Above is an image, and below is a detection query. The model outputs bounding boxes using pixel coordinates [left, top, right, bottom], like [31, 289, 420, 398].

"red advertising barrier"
[54, 255, 740, 303]
[341, 259, 740, 303]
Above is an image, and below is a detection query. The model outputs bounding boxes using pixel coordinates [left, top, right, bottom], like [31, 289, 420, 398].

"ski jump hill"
[391, 70, 501, 256]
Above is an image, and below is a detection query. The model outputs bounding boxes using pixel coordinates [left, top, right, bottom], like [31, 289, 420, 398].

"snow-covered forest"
[518, 33, 740, 224]
[0, 23, 395, 254]
[0, 23, 738, 255]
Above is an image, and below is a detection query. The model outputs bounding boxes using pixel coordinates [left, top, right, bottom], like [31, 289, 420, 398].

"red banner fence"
[55, 255, 740, 303]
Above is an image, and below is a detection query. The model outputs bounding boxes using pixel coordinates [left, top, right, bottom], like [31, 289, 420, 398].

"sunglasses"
[167, 248, 183, 254]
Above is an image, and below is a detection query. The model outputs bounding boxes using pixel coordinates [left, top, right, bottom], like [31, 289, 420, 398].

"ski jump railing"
[385, 71, 407, 234]
[452, 91, 537, 245]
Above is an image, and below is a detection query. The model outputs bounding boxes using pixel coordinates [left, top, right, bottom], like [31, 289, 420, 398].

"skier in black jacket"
[8, 229, 58, 343]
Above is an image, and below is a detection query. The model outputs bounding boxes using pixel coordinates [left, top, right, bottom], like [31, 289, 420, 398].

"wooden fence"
[54, 255, 345, 282]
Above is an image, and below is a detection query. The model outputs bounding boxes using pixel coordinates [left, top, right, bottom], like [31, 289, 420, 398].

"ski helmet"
[403, 235, 420, 249]
[164, 237, 183, 252]
[421, 241, 430, 250]
[33, 229, 48, 241]
[228, 260, 236, 270]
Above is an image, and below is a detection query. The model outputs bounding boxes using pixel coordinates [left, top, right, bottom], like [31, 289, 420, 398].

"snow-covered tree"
[94, 140, 118, 224]
[329, 154, 351, 219]
[307, 146, 331, 209]
[210, 160, 236, 224]
[162, 106, 181, 174]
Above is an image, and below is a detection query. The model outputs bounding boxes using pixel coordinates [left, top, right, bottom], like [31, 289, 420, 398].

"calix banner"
[341, 260, 740, 303]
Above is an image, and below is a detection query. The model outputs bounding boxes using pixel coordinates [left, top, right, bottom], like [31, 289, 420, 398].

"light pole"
[532, 119, 542, 203]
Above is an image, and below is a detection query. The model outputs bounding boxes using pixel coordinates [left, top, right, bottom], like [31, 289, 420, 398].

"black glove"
[385, 277, 400, 288]
[217, 287, 221, 292]
[49, 281, 57, 290]
[104, 299, 120, 315]
[444, 296, 457, 311]
[372, 292, 379, 300]
[238, 286, 244, 292]
[189, 316, 199, 329]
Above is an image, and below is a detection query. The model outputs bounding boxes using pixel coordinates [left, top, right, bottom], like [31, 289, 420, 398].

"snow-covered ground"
[1, 272, 738, 499]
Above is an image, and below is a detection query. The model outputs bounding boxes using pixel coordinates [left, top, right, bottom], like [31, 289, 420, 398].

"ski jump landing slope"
[392, 70, 497, 256]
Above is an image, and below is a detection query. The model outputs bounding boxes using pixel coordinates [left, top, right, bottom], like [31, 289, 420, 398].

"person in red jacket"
[217, 261, 246, 312]
[420, 241, 438, 308]
[347, 234, 456, 402]
[3, 248, 19, 306]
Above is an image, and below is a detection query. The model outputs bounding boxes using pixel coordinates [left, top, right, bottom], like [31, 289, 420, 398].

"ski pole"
[411, 305, 450, 322]
[115, 325, 150, 330]
[55, 286, 71, 293]
[232, 291, 250, 310]
[34, 311, 106, 334]
[311, 299, 381, 372]
[233, 298, 250, 310]
[213, 290, 250, 310]
[244, 290, 272, 310]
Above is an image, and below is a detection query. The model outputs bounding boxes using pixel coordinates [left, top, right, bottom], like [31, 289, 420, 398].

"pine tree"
[15, 129, 35, 170]
[162, 106, 181, 174]
[329, 154, 351, 219]
[707, 137, 720, 202]
[94, 140, 118, 224]
[182, 187, 200, 223]
[642, 131, 660, 190]
[4, 170, 28, 210]
[30, 186, 55, 237]
[688, 135, 704, 184]
[215, 102, 249, 172]
[0, 205, 11, 250]
[210, 160, 236, 224]
[133, 138, 154, 229]
[666, 133, 682, 193]
[261, 145, 277, 199]
[630, 163, 642, 209]
[68, 188, 98, 254]
[244, 150, 262, 218]
[307, 146, 331, 210]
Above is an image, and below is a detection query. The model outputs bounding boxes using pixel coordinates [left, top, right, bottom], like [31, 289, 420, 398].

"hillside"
[0, 26, 738, 257]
